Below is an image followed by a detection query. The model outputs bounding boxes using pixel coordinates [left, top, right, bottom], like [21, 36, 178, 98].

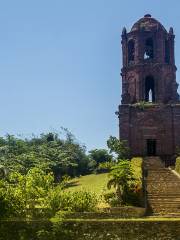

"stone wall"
[1, 219, 180, 240]
[65, 207, 146, 219]
[119, 104, 180, 160]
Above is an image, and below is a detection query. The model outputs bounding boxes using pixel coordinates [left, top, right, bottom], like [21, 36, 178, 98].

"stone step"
[147, 170, 173, 172]
[150, 206, 180, 209]
[150, 207, 180, 210]
[147, 176, 179, 179]
[147, 178, 180, 180]
[147, 173, 179, 176]
[149, 199, 180, 202]
[147, 173, 179, 175]
[147, 188, 180, 192]
[151, 209, 180, 212]
[148, 194, 180, 197]
[147, 182, 180, 184]
[147, 173, 180, 176]
[152, 211, 180, 215]
[147, 187, 180, 190]
[147, 186, 180, 188]
[147, 184, 180, 187]
[148, 199, 180, 202]
[147, 178, 180, 181]
[146, 181, 180, 183]
[144, 156, 180, 216]
[147, 175, 179, 178]
[152, 213, 180, 217]
[149, 203, 180, 206]
[148, 198, 180, 200]
[147, 191, 180, 194]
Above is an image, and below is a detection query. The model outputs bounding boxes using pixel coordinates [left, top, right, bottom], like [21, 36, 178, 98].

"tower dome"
[131, 14, 167, 32]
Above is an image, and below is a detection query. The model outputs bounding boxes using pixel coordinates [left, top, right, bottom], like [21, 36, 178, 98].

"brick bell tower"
[118, 14, 180, 162]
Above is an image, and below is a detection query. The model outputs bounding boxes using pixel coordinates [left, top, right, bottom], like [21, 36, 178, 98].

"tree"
[89, 149, 113, 164]
[107, 136, 130, 160]
[107, 160, 135, 205]
[0, 130, 91, 180]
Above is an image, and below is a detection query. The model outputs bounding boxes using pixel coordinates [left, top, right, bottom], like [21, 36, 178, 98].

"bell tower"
[118, 15, 180, 163]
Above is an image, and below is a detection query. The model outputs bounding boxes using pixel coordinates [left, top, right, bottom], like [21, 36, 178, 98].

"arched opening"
[145, 76, 155, 102]
[128, 39, 135, 63]
[165, 39, 170, 63]
[144, 38, 154, 59]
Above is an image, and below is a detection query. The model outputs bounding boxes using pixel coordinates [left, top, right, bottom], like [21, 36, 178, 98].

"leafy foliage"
[106, 158, 143, 206]
[49, 190, 98, 213]
[0, 130, 90, 181]
[0, 167, 98, 219]
[97, 161, 115, 173]
[0, 130, 143, 219]
[88, 149, 113, 173]
[175, 157, 180, 174]
[107, 160, 135, 205]
[0, 167, 54, 218]
[107, 136, 130, 160]
[133, 101, 155, 110]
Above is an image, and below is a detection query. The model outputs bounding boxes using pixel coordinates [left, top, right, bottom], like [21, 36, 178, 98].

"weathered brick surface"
[118, 15, 180, 159]
[119, 104, 180, 158]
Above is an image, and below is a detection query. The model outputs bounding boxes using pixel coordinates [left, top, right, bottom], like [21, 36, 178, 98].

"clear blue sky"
[0, 0, 180, 150]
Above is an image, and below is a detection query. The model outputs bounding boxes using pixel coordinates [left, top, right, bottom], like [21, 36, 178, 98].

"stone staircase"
[144, 157, 180, 216]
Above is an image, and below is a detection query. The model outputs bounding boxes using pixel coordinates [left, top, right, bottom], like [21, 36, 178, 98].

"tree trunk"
[116, 185, 123, 205]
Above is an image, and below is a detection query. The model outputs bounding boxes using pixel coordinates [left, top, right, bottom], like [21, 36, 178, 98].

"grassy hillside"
[66, 157, 143, 207]
[66, 158, 143, 194]
[66, 173, 109, 195]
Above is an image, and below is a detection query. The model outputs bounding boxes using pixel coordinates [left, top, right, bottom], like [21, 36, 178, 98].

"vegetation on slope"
[0, 132, 143, 220]
[175, 157, 180, 174]
[67, 156, 143, 208]
[0, 129, 113, 182]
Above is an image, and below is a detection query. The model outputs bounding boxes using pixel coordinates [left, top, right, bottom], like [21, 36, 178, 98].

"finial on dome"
[144, 14, 152, 18]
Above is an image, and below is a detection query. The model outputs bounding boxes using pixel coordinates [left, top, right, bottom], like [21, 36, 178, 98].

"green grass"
[131, 157, 143, 181]
[66, 158, 143, 195]
[175, 157, 180, 174]
[67, 173, 109, 195]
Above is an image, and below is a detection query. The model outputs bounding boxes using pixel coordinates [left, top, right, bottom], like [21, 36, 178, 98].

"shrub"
[122, 183, 143, 206]
[96, 162, 115, 173]
[133, 101, 155, 110]
[103, 192, 119, 207]
[0, 168, 55, 219]
[107, 160, 135, 205]
[0, 179, 26, 218]
[125, 157, 143, 206]
[48, 189, 98, 213]
[105, 157, 143, 207]
[67, 190, 98, 212]
[175, 157, 180, 174]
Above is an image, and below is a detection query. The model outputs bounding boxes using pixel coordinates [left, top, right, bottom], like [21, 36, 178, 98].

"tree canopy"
[0, 129, 90, 181]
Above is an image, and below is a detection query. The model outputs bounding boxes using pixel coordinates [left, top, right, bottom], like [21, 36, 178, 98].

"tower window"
[128, 39, 135, 63]
[165, 39, 170, 63]
[145, 76, 155, 102]
[144, 38, 154, 59]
